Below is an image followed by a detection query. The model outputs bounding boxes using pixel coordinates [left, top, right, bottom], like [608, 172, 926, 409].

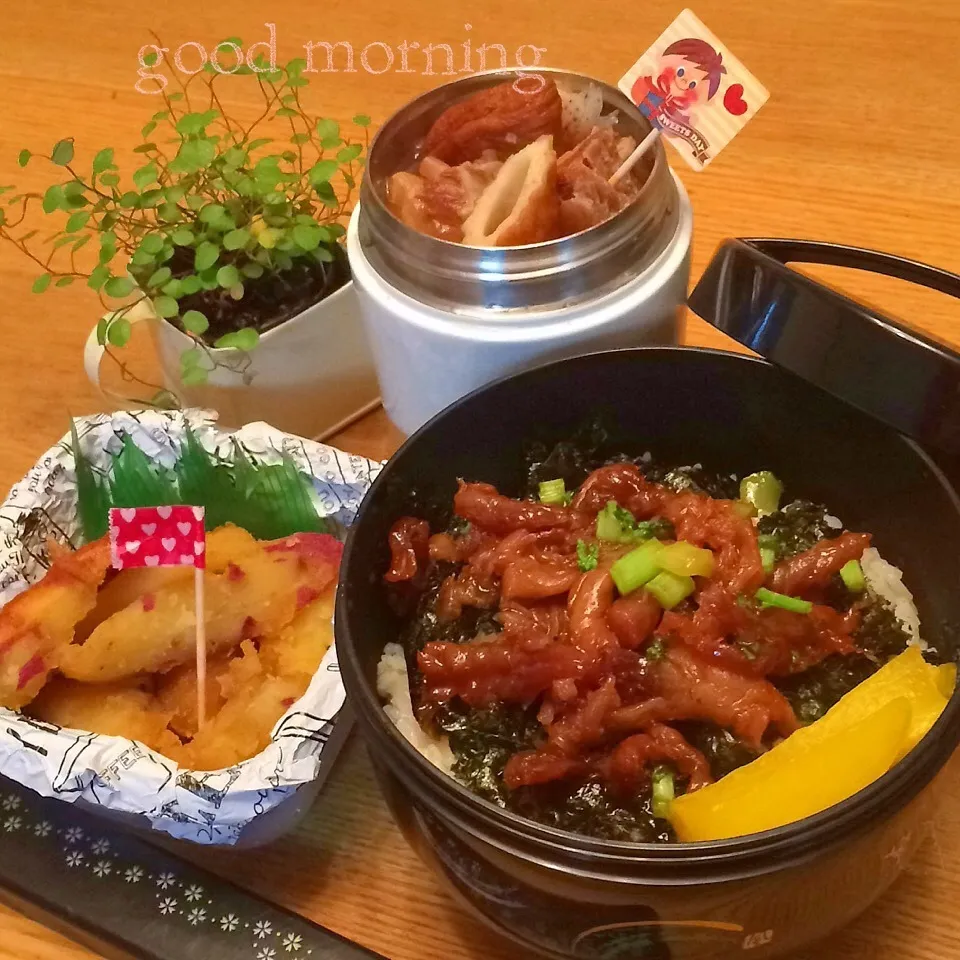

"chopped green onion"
[740, 471, 784, 517]
[610, 539, 664, 594]
[839, 559, 866, 592]
[755, 587, 812, 614]
[760, 546, 776, 574]
[576, 539, 599, 572]
[538, 478, 566, 505]
[651, 765, 675, 818]
[645, 636, 667, 660]
[658, 541, 715, 578]
[646, 570, 696, 609]
[596, 501, 637, 542]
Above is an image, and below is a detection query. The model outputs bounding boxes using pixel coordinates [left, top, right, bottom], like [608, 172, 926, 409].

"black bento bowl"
[336, 347, 960, 960]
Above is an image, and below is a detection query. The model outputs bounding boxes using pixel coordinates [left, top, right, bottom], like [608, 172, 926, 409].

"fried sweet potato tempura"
[59, 532, 339, 683]
[0, 537, 112, 709]
[29, 676, 182, 756]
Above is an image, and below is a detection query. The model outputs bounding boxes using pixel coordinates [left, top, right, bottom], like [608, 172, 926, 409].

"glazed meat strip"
[388, 462, 880, 814]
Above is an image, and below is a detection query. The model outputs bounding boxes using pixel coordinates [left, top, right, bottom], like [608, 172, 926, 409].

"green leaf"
[130, 249, 156, 267]
[223, 228, 250, 250]
[107, 316, 132, 347]
[199, 203, 227, 224]
[353, 114, 371, 126]
[17, 149, 31, 168]
[65, 211, 90, 232]
[309, 160, 339, 186]
[140, 233, 165, 255]
[337, 143, 362, 163]
[62, 180, 86, 199]
[142, 50, 159, 67]
[147, 266, 172, 287]
[55, 276, 75, 287]
[176, 138, 217, 171]
[315, 181, 337, 205]
[216, 264, 240, 288]
[214, 327, 259, 351]
[176, 112, 213, 136]
[182, 309, 209, 334]
[292, 223, 323, 250]
[288, 76, 308, 88]
[290, 132, 310, 145]
[133, 143, 158, 154]
[104, 276, 134, 298]
[161, 278, 182, 297]
[133, 162, 158, 189]
[180, 274, 203, 295]
[51, 139, 74, 166]
[72, 234, 92, 250]
[181, 365, 208, 387]
[241, 261, 264, 279]
[152, 295, 179, 318]
[275, 107, 298, 119]
[171, 228, 195, 246]
[92, 147, 115, 173]
[168, 92, 184, 102]
[194, 241, 219, 271]
[41, 185, 64, 213]
[98, 231, 117, 264]
[32, 273, 52, 293]
[140, 120, 157, 137]
[119, 191, 140, 208]
[99, 172, 120, 187]
[158, 202, 181, 222]
[316, 119, 340, 142]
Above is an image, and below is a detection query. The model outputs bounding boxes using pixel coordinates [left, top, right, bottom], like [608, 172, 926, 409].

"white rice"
[860, 547, 925, 649]
[376, 643, 455, 774]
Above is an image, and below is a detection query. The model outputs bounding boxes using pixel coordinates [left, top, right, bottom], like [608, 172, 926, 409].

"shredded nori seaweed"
[673, 721, 761, 780]
[757, 500, 839, 560]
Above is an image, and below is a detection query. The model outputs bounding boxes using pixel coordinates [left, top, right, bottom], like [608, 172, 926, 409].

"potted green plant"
[0, 47, 380, 439]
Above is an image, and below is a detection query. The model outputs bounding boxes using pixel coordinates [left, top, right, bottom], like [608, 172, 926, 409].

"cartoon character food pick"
[618, 9, 769, 170]
[108, 505, 209, 728]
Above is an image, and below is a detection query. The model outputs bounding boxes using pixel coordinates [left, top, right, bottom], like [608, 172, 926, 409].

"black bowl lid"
[688, 239, 960, 467]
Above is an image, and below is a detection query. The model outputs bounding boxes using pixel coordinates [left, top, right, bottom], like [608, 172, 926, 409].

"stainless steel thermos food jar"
[346, 68, 693, 435]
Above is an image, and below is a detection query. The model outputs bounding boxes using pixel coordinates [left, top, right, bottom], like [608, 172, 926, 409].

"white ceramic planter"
[84, 280, 381, 441]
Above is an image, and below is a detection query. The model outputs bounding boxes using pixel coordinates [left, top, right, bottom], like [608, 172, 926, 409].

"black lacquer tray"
[0, 771, 383, 960]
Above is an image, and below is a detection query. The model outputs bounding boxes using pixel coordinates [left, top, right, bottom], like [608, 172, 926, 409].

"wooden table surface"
[2, 1, 960, 958]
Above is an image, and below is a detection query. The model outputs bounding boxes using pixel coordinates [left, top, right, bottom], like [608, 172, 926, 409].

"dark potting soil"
[170, 246, 351, 344]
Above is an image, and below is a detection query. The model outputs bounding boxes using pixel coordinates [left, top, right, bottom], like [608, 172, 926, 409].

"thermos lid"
[688, 238, 960, 466]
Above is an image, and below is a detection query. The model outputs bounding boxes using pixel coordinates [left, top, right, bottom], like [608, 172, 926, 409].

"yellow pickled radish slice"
[819, 645, 955, 757]
[669, 697, 912, 842]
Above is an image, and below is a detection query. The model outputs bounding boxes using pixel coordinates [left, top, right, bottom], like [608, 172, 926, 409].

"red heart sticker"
[723, 83, 748, 116]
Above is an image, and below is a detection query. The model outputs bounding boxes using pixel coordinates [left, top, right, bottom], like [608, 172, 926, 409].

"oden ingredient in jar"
[385, 78, 651, 246]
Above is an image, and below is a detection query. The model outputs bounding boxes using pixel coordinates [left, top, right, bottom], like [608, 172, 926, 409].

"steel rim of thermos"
[357, 67, 681, 314]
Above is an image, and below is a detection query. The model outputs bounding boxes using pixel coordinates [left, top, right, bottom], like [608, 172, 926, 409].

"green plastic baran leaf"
[109, 434, 178, 508]
[182, 309, 209, 334]
[214, 327, 259, 351]
[51, 139, 75, 166]
[70, 419, 111, 542]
